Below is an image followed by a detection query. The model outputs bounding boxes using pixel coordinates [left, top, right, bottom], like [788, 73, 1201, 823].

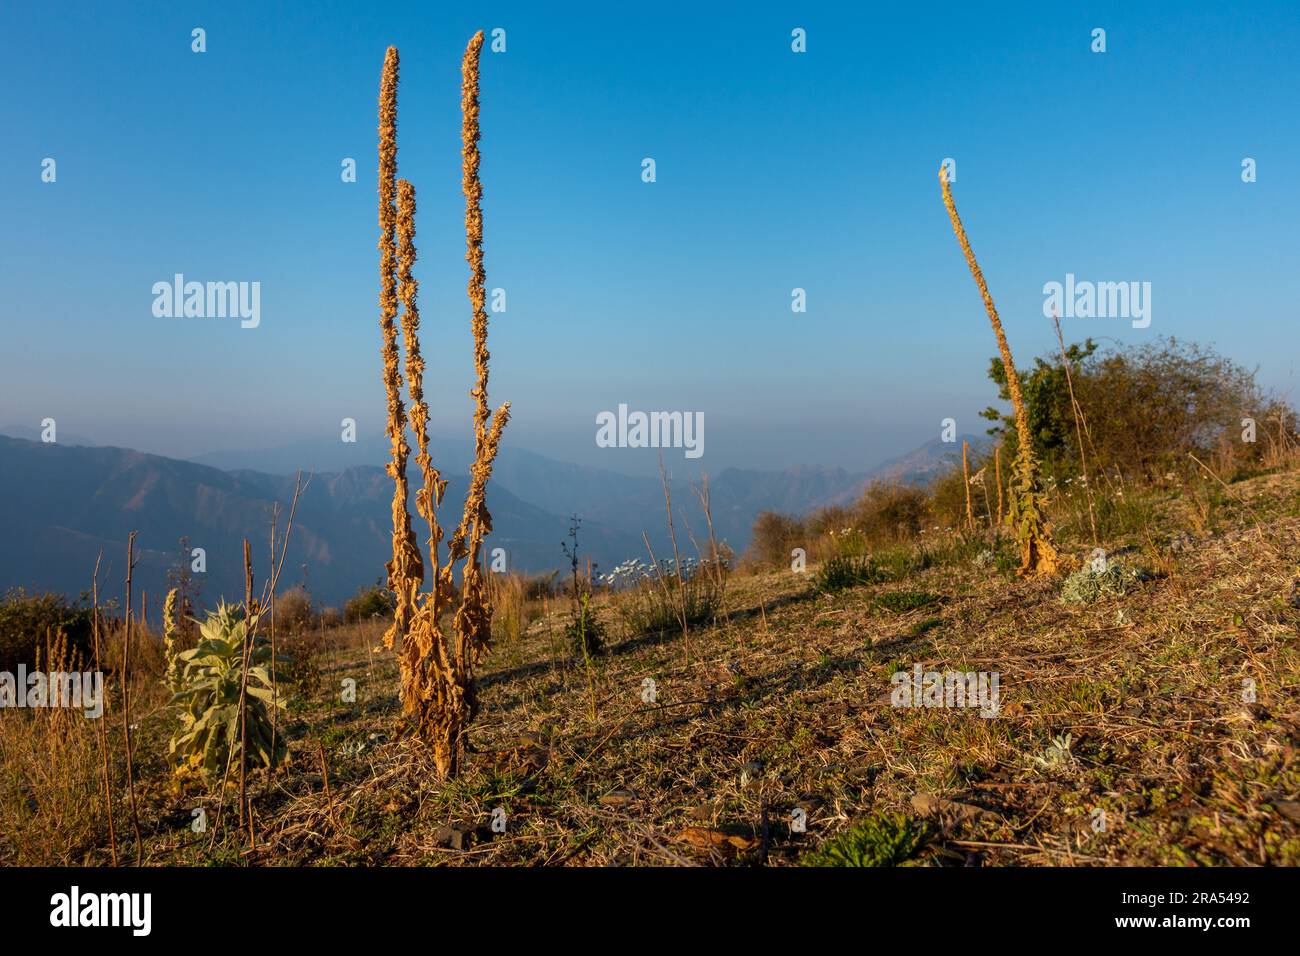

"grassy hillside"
[5, 463, 1297, 866]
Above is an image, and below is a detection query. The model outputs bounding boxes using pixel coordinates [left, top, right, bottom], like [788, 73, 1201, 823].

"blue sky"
[1, 1, 1297, 476]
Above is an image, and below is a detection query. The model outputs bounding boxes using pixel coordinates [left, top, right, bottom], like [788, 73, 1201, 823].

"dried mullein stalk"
[396, 178, 446, 562]
[426, 28, 512, 776]
[376, 32, 510, 778]
[448, 28, 512, 573]
[395, 176, 449, 731]
[939, 165, 1058, 577]
[378, 46, 423, 652]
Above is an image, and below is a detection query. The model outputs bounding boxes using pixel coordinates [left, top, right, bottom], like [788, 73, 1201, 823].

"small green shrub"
[0, 589, 95, 672]
[814, 556, 883, 593]
[802, 813, 929, 867]
[994, 548, 1019, 578]
[874, 590, 943, 613]
[169, 603, 289, 778]
[907, 616, 943, 638]
[343, 584, 395, 623]
[279, 626, 325, 697]
[564, 594, 606, 657]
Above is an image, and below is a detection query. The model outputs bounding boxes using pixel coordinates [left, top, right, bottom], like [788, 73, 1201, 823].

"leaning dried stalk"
[266, 471, 308, 784]
[995, 446, 1004, 528]
[939, 165, 1058, 576]
[91, 552, 117, 866]
[122, 532, 143, 862]
[658, 456, 690, 663]
[962, 440, 975, 533]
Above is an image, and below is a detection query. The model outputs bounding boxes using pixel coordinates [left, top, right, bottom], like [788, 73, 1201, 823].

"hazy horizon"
[3, 1, 1298, 476]
[0, 417, 989, 483]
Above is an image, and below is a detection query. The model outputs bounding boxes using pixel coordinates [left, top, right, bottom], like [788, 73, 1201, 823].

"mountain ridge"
[0, 430, 977, 607]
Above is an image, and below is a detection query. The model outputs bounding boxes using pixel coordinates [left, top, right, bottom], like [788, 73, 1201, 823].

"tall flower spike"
[396, 179, 445, 559]
[378, 46, 422, 649]
[449, 29, 511, 565]
[438, 29, 512, 772]
[939, 164, 1058, 577]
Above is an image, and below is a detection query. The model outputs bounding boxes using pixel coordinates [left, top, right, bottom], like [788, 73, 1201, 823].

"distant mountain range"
[0, 428, 983, 607]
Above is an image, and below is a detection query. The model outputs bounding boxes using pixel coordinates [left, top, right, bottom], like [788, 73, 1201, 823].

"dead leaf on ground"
[598, 788, 639, 808]
[674, 826, 759, 853]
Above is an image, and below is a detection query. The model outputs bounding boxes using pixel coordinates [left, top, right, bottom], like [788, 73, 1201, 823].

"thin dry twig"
[90, 551, 118, 866]
[121, 532, 143, 862]
[658, 455, 691, 663]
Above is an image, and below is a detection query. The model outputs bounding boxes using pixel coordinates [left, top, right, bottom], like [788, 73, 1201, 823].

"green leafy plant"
[1060, 561, 1149, 605]
[907, 616, 943, 638]
[343, 582, 396, 623]
[802, 813, 929, 867]
[564, 592, 606, 657]
[1030, 732, 1076, 771]
[0, 588, 94, 672]
[168, 603, 288, 778]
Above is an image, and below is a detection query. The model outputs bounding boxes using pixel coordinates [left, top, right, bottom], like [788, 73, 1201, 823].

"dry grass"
[0, 619, 167, 865]
[10, 465, 1295, 866]
[0, 704, 104, 864]
[488, 573, 548, 644]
